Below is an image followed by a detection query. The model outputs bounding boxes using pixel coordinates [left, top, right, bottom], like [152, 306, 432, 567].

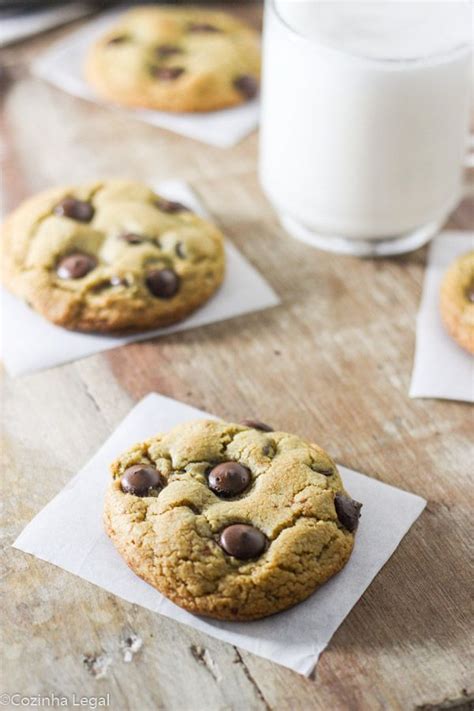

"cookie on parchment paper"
[104, 418, 362, 621]
[440, 250, 474, 355]
[1, 180, 225, 333]
[85, 6, 260, 112]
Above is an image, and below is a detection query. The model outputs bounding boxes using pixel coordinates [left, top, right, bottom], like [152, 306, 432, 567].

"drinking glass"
[259, 1, 473, 256]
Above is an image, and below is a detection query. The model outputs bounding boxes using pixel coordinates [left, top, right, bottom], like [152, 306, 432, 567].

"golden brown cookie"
[1, 180, 225, 333]
[440, 250, 474, 354]
[85, 7, 261, 112]
[104, 419, 361, 620]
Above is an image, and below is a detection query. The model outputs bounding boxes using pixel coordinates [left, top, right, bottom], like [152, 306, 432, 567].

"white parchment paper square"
[13, 393, 426, 676]
[0, 180, 279, 377]
[33, 10, 260, 148]
[0, 3, 91, 48]
[410, 231, 474, 402]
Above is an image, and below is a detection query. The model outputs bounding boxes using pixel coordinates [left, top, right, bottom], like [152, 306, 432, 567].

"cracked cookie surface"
[440, 250, 474, 355]
[1, 180, 225, 333]
[104, 419, 361, 620]
[85, 7, 261, 112]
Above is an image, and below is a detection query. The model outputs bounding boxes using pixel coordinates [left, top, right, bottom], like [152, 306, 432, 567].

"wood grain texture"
[1, 4, 473, 710]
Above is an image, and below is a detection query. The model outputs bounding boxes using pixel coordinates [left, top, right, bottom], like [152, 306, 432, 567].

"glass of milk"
[259, 1, 473, 257]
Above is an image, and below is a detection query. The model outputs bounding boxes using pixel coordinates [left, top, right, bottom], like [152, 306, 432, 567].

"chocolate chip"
[156, 198, 190, 214]
[188, 22, 222, 33]
[208, 462, 251, 497]
[121, 464, 165, 496]
[262, 443, 275, 458]
[155, 44, 183, 58]
[146, 268, 180, 298]
[54, 197, 94, 223]
[151, 66, 184, 81]
[334, 494, 362, 532]
[465, 282, 474, 303]
[120, 232, 146, 245]
[56, 252, 97, 280]
[233, 75, 258, 99]
[107, 35, 129, 45]
[219, 524, 267, 559]
[240, 419, 273, 432]
[175, 241, 186, 259]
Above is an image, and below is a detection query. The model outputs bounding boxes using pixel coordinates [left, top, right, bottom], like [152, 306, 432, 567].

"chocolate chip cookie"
[440, 250, 474, 355]
[85, 7, 260, 113]
[104, 419, 361, 620]
[1, 180, 225, 333]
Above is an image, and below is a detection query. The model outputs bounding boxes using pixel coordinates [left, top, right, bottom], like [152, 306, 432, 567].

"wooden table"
[1, 5, 473, 710]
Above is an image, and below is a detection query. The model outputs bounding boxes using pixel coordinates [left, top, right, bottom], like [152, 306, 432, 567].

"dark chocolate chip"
[56, 252, 97, 280]
[334, 494, 362, 532]
[219, 524, 266, 559]
[120, 232, 146, 245]
[175, 241, 186, 259]
[262, 443, 275, 458]
[208, 461, 251, 497]
[465, 282, 474, 303]
[233, 74, 258, 99]
[54, 197, 94, 223]
[155, 44, 183, 58]
[240, 419, 273, 432]
[107, 35, 130, 45]
[156, 197, 190, 214]
[188, 22, 222, 33]
[120, 464, 165, 496]
[146, 268, 180, 298]
[151, 66, 184, 81]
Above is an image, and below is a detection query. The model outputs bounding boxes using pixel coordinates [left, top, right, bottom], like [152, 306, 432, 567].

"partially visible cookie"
[85, 7, 260, 112]
[440, 250, 474, 354]
[104, 418, 362, 620]
[1, 180, 225, 333]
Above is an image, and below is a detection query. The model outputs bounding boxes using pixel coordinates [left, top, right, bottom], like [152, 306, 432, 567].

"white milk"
[259, 1, 472, 253]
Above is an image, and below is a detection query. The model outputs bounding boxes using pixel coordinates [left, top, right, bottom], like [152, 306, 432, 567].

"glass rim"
[269, 0, 472, 66]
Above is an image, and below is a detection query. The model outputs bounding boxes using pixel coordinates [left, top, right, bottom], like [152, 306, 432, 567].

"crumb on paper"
[82, 652, 113, 678]
[120, 634, 143, 663]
